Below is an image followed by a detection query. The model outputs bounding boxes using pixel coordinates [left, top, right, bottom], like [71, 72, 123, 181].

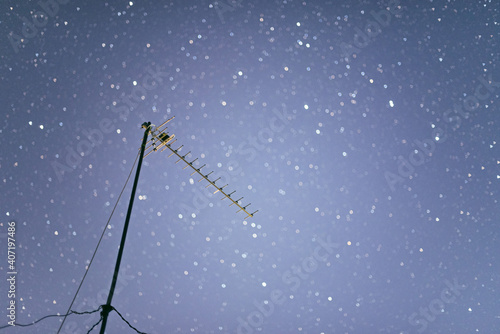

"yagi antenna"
[144, 116, 258, 219]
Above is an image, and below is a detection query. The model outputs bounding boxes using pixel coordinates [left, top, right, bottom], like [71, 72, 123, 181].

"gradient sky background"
[1, 1, 499, 333]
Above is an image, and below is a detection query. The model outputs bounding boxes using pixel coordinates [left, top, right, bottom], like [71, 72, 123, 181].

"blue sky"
[1, 1, 499, 333]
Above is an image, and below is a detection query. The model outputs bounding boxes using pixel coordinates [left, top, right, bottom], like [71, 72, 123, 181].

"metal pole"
[99, 122, 151, 334]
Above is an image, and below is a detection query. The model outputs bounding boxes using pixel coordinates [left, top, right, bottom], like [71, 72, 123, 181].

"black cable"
[111, 306, 148, 334]
[0, 153, 146, 334]
[71, 309, 103, 315]
[0, 307, 101, 330]
[56, 152, 140, 334]
[86, 315, 103, 334]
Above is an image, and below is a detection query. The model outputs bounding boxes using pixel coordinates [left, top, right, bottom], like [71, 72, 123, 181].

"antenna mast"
[99, 122, 151, 334]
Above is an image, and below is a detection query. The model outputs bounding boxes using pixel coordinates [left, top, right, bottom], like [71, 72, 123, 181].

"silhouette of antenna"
[144, 116, 258, 219]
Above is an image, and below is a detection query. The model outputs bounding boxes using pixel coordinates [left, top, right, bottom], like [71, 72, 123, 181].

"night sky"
[1, 0, 499, 333]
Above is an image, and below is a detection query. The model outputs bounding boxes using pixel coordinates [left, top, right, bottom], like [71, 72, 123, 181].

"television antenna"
[99, 117, 257, 334]
[144, 116, 258, 220]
